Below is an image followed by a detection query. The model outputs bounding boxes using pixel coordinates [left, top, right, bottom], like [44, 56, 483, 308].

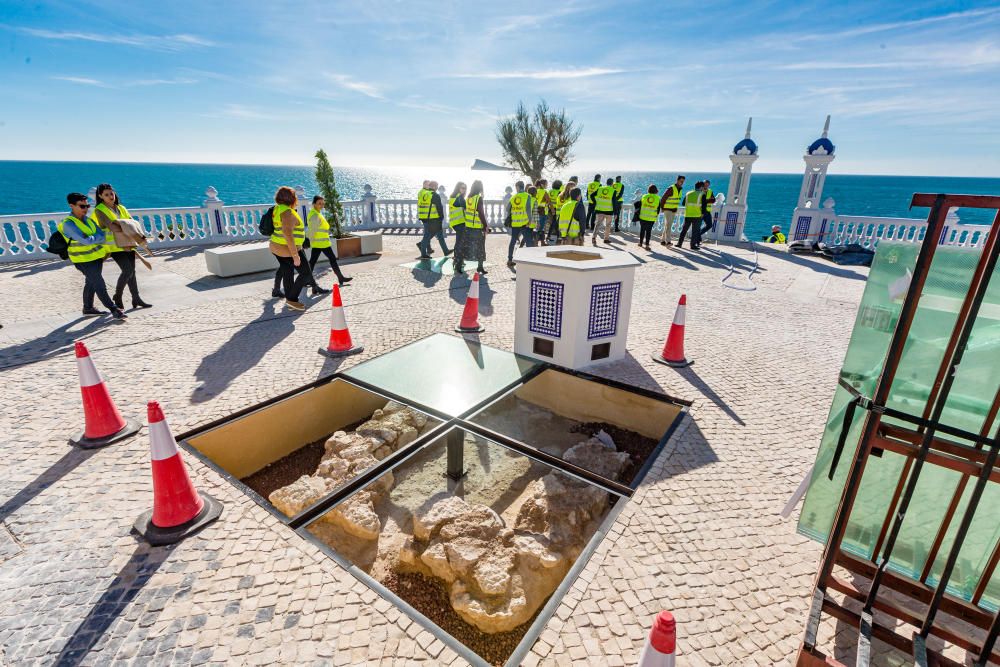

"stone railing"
[2, 185, 991, 263]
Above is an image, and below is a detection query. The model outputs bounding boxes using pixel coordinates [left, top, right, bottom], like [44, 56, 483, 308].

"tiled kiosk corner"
[178, 333, 687, 666]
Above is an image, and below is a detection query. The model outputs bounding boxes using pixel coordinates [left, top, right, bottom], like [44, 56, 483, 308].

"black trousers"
[309, 245, 346, 281]
[700, 211, 715, 236]
[677, 217, 703, 248]
[613, 202, 622, 231]
[109, 250, 140, 300]
[586, 201, 597, 229]
[273, 251, 312, 301]
[638, 221, 654, 246]
[74, 258, 116, 311]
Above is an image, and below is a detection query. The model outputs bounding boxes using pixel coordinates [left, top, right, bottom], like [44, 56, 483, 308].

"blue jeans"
[419, 220, 448, 255]
[508, 226, 535, 261]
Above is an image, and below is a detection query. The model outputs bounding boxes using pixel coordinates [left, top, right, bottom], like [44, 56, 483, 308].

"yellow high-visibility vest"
[684, 190, 703, 218]
[595, 186, 614, 213]
[465, 194, 484, 229]
[612, 182, 624, 198]
[768, 231, 787, 243]
[558, 201, 580, 237]
[548, 188, 561, 212]
[510, 192, 530, 227]
[703, 188, 714, 213]
[587, 181, 600, 198]
[663, 184, 683, 210]
[639, 194, 661, 222]
[417, 189, 440, 220]
[95, 202, 131, 253]
[59, 216, 108, 264]
[308, 208, 332, 249]
[271, 204, 305, 246]
[448, 196, 465, 228]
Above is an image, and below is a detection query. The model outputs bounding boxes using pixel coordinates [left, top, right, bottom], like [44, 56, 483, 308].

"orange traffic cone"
[652, 294, 692, 367]
[638, 611, 676, 666]
[318, 285, 364, 358]
[70, 341, 140, 448]
[133, 401, 222, 546]
[456, 272, 485, 333]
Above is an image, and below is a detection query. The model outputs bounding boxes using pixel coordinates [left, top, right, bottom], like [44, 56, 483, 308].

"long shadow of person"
[191, 300, 296, 403]
[0, 316, 114, 370]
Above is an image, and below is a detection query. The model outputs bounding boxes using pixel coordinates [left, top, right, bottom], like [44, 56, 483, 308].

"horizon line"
[1, 158, 997, 180]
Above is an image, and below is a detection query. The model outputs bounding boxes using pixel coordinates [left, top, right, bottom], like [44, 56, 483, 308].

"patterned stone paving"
[0, 231, 911, 665]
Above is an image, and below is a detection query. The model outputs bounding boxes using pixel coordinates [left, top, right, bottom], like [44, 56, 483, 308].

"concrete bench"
[205, 232, 382, 277]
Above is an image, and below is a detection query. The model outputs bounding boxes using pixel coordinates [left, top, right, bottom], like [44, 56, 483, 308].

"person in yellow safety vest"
[532, 179, 551, 246]
[767, 225, 787, 243]
[558, 187, 586, 246]
[416, 179, 449, 259]
[448, 181, 468, 273]
[58, 192, 127, 320]
[699, 178, 717, 240]
[636, 185, 661, 250]
[306, 195, 352, 289]
[545, 179, 563, 244]
[463, 180, 489, 275]
[585, 174, 601, 230]
[591, 178, 616, 245]
[612, 175, 624, 232]
[506, 180, 535, 266]
[269, 185, 312, 311]
[676, 181, 705, 250]
[94, 183, 152, 310]
[659, 175, 686, 246]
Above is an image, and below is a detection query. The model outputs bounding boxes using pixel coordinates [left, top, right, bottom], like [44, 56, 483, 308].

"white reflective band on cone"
[468, 278, 480, 299]
[149, 419, 180, 461]
[330, 306, 347, 330]
[76, 356, 103, 388]
[673, 305, 686, 326]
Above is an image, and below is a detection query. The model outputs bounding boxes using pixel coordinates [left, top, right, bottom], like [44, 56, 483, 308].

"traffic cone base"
[133, 493, 223, 546]
[70, 418, 141, 449]
[318, 344, 364, 359]
[455, 324, 486, 333]
[651, 353, 693, 369]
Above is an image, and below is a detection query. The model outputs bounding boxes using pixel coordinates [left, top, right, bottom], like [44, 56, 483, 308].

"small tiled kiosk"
[512, 246, 639, 369]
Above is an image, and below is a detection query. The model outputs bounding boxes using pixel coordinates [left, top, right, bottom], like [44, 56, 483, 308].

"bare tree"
[496, 100, 582, 182]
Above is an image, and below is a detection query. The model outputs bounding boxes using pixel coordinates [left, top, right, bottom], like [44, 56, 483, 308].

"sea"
[2, 161, 998, 242]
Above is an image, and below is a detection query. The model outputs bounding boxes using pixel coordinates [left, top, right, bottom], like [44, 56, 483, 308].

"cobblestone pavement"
[0, 231, 905, 666]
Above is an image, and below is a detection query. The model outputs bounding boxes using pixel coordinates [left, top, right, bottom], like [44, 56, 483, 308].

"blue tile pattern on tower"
[529, 279, 564, 338]
[588, 282, 621, 340]
[724, 211, 738, 237]
[794, 215, 812, 241]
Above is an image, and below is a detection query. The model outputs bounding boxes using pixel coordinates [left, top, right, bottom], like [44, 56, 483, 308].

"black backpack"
[46, 229, 70, 260]
[258, 206, 275, 236]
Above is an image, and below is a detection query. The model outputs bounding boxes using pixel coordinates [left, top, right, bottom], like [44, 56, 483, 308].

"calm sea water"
[2, 161, 998, 241]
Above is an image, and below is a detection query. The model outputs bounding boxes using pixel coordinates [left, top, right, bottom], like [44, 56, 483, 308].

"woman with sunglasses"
[93, 183, 152, 310]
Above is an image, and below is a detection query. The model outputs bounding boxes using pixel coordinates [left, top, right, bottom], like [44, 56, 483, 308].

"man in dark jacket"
[417, 179, 450, 258]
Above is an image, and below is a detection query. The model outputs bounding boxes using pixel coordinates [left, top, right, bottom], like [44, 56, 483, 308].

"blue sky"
[2, 0, 999, 176]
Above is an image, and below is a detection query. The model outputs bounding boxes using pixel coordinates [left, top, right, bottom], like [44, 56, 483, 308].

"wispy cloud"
[452, 67, 626, 80]
[51, 75, 112, 88]
[776, 61, 901, 71]
[21, 28, 214, 50]
[805, 6, 1000, 41]
[131, 77, 199, 86]
[326, 73, 383, 99]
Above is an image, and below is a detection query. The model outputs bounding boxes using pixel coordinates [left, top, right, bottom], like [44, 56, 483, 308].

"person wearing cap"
[766, 225, 787, 243]
[58, 192, 127, 320]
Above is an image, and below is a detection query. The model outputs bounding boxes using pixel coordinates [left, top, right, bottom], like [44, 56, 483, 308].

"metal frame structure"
[797, 193, 1000, 667]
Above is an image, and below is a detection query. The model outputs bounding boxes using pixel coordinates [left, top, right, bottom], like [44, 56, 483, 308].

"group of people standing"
[58, 184, 152, 321]
[416, 180, 489, 275]
[635, 175, 716, 250]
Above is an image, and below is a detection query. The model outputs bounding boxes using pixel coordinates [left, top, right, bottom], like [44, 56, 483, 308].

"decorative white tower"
[712, 117, 759, 242]
[789, 116, 836, 242]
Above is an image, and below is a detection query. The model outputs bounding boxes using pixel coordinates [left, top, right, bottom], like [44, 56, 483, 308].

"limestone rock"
[269, 475, 336, 518]
[563, 437, 631, 481]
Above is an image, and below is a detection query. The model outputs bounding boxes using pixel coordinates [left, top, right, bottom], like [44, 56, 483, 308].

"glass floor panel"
[402, 257, 492, 275]
[301, 426, 618, 666]
[344, 333, 541, 417]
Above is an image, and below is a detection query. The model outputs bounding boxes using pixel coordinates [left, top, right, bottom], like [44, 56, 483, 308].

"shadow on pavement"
[0, 446, 97, 522]
[674, 364, 745, 426]
[51, 544, 170, 666]
[191, 300, 296, 403]
[0, 316, 115, 370]
[0, 258, 66, 278]
[754, 244, 867, 281]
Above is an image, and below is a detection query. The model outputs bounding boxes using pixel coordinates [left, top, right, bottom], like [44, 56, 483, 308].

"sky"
[2, 0, 999, 176]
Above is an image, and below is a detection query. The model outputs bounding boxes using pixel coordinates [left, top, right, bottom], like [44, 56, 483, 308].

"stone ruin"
[269, 401, 433, 539]
[399, 437, 630, 633]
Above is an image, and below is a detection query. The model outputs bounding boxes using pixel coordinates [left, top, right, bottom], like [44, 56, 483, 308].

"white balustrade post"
[203, 186, 226, 240]
[817, 197, 836, 244]
[941, 208, 960, 245]
[294, 185, 309, 221]
[361, 184, 377, 229]
[87, 187, 97, 207]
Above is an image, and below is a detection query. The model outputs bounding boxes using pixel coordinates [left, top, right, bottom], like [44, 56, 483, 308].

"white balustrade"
[1, 187, 991, 263]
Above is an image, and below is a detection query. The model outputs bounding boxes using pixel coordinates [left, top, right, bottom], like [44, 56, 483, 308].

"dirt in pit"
[382, 571, 544, 666]
[240, 418, 368, 500]
[571, 421, 660, 485]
